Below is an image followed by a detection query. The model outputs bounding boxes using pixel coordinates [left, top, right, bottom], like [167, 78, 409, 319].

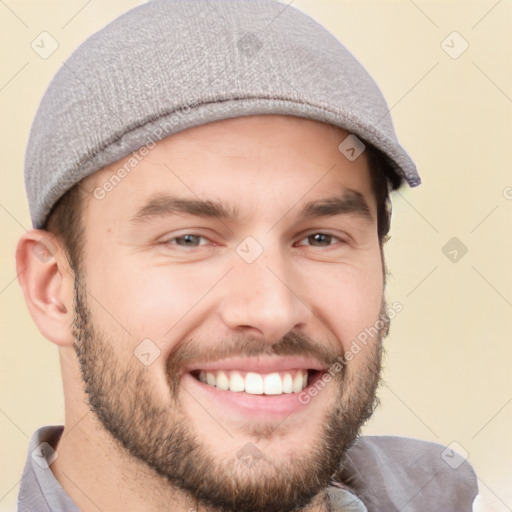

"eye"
[296, 233, 342, 247]
[166, 234, 212, 247]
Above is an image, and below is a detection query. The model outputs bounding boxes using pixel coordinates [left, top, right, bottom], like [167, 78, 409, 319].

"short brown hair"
[44, 182, 86, 272]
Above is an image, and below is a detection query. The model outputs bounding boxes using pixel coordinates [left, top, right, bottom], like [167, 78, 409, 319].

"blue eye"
[168, 234, 209, 247]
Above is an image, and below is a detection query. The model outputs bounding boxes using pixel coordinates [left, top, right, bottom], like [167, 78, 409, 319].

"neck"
[51, 413, 195, 511]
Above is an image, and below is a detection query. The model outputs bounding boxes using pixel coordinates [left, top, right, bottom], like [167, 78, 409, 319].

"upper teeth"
[197, 370, 308, 395]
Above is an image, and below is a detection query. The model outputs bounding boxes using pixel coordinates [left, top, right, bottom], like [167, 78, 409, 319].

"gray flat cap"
[25, 0, 420, 229]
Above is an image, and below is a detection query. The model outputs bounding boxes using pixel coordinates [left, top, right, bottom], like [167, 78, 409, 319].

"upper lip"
[181, 356, 328, 375]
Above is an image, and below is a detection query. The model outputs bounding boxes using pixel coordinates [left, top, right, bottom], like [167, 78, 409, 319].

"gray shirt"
[18, 426, 477, 511]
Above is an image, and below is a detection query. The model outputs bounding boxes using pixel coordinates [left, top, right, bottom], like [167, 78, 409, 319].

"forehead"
[82, 115, 375, 224]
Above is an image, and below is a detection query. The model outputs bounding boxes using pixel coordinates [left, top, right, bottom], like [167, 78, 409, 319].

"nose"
[217, 249, 312, 343]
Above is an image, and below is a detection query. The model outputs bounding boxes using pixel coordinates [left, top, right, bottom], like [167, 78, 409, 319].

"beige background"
[1, 1, 511, 510]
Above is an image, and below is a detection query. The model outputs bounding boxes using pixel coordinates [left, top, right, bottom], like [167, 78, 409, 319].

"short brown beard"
[72, 268, 385, 512]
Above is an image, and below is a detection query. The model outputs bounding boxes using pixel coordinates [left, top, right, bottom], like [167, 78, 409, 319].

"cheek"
[85, 253, 223, 346]
[304, 256, 384, 349]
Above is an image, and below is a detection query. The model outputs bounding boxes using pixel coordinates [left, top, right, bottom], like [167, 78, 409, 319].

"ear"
[16, 229, 75, 347]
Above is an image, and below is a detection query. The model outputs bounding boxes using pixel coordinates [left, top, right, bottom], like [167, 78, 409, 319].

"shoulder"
[340, 435, 478, 512]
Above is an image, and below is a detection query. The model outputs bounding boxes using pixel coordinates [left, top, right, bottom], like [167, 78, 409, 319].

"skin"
[16, 115, 385, 512]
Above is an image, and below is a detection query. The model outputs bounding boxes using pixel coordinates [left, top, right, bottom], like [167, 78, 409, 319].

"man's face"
[73, 115, 385, 511]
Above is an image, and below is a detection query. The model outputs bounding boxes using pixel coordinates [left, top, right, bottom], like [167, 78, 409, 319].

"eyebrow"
[300, 190, 373, 221]
[130, 189, 372, 224]
[130, 195, 239, 223]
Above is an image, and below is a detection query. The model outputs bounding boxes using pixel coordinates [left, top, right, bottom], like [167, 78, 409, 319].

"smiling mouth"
[190, 369, 323, 396]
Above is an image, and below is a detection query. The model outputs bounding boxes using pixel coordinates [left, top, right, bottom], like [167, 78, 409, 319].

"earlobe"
[16, 229, 75, 347]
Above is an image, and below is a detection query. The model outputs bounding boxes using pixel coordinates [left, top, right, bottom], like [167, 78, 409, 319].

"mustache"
[165, 331, 342, 391]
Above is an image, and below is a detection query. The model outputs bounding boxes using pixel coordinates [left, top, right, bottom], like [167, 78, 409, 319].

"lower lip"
[181, 372, 320, 419]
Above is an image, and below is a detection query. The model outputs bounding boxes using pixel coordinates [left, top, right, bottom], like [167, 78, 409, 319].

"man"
[15, 1, 477, 511]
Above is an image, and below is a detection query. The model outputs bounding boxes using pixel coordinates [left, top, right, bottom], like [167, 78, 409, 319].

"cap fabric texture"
[25, 0, 420, 229]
